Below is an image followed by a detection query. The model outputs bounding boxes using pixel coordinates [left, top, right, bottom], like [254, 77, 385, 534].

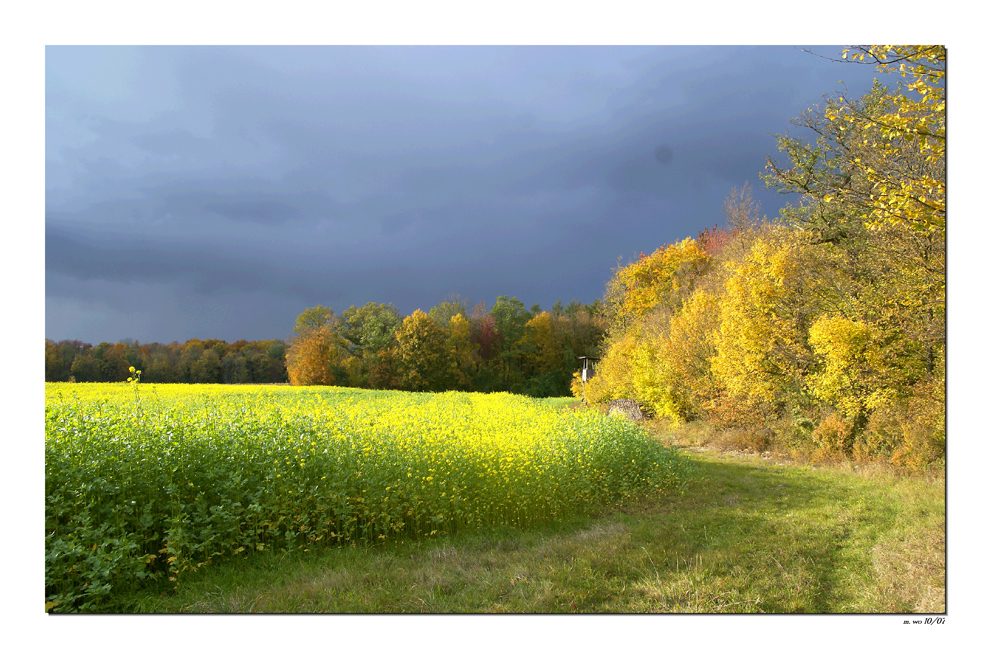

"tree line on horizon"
[45, 337, 290, 385]
[285, 296, 605, 397]
[45, 297, 606, 398]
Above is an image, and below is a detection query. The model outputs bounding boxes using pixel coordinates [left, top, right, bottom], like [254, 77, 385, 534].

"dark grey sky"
[45, 45, 882, 344]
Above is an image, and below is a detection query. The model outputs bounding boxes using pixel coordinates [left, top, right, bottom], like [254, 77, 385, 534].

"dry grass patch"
[869, 522, 945, 613]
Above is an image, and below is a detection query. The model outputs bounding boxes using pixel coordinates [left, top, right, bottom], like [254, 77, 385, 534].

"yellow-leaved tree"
[761, 45, 944, 468]
[394, 309, 452, 392]
[631, 288, 721, 423]
[807, 315, 890, 421]
[446, 313, 478, 390]
[836, 46, 945, 235]
[605, 237, 709, 334]
[710, 233, 812, 421]
[589, 236, 711, 408]
[518, 312, 567, 375]
[766, 45, 944, 239]
[583, 331, 638, 405]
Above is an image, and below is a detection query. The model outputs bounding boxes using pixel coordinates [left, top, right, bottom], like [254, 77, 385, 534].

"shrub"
[583, 332, 638, 404]
[862, 377, 945, 471]
[703, 392, 777, 432]
[811, 413, 854, 460]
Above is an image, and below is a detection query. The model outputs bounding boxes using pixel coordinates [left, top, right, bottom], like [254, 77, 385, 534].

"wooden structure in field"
[577, 356, 600, 404]
[578, 356, 599, 383]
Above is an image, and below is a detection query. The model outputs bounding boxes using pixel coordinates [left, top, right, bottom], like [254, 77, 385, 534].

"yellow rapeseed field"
[45, 383, 685, 611]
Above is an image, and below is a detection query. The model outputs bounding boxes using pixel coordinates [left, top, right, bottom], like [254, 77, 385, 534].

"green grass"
[534, 396, 580, 411]
[119, 445, 944, 613]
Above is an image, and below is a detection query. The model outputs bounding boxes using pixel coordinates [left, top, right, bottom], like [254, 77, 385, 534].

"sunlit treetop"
[605, 238, 709, 331]
[833, 45, 945, 234]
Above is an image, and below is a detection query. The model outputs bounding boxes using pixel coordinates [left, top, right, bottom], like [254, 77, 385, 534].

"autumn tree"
[446, 313, 478, 390]
[583, 331, 638, 404]
[467, 303, 503, 392]
[293, 305, 335, 335]
[572, 46, 945, 469]
[807, 315, 890, 425]
[393, 309, 452, 392]
[835, 46, 945, 235]
[631, 288, 721, 423]
[515, 311, 571, 396]
[428, 295, 471, 328]
[765, 46, 945, 239]
[286, 306, 350, 386]
[709, 232, 815, 416]
[604, 237, 710, 337]
[518, 312, 565, 374]
[339, 303, 402, 357]
[763, 44, 945, 440]
[764, 46, 944, 307]
[366, 348, 400, 390]
[468, 303, 502, 361]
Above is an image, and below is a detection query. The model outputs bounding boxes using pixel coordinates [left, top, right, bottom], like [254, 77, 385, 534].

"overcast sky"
[46, 45, 883, 344]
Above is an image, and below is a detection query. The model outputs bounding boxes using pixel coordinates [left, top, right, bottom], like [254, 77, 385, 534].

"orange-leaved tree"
[286, 306, 351, 386]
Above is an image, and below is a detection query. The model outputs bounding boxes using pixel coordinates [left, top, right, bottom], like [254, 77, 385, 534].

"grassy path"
[123, 447, 944, 613]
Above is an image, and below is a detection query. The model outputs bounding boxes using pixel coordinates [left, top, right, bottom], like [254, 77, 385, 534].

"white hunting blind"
[577, 356, 600, 404]
[578, 356, 599, 382]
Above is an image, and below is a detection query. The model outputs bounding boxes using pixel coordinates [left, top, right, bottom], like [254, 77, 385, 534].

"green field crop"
[45, 383, 686, 612]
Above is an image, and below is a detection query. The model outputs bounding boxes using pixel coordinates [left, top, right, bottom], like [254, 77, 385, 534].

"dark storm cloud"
[46, 222, 289, 296]
[46, 45, 881, 343]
